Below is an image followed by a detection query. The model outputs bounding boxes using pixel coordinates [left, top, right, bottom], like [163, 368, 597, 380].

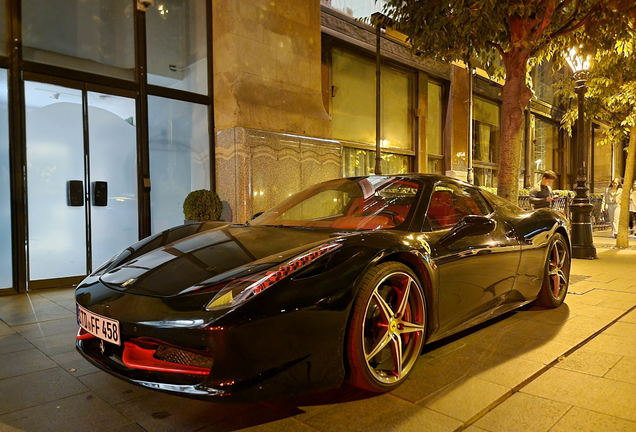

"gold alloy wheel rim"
[549, 238, 569, 299]
[362, 271, 425, 384]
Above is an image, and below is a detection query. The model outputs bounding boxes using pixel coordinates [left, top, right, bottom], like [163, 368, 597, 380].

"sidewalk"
[0, 232, 635, 432]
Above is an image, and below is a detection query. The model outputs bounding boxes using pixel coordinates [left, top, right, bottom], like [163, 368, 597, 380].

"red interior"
[427, 190, 458, 228]
[331, 215, 395, 230]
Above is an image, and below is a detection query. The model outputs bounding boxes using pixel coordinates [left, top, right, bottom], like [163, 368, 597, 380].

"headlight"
[205, 242, 341, 311]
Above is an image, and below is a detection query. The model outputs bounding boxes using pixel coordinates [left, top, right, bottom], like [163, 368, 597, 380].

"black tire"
[346, 262, 426, 392]
[536, 233, 570, 308]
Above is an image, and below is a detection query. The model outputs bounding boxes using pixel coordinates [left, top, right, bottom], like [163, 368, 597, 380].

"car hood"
[99, 225, 339, 298]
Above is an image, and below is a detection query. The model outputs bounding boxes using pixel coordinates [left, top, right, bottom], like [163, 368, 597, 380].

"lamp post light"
[565, 46, 597, 259]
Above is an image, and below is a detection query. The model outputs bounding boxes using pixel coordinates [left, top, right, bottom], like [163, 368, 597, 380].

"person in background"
[603, 178, 622, 238]
[630, 180, 636, 236]
[529, 170, 557, 209]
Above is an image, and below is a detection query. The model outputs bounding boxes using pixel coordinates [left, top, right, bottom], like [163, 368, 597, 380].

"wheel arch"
[555, 226, 571, 253]
[376, 251, 436, 340]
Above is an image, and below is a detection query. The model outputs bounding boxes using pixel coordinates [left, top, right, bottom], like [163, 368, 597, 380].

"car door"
[423, 182, 521, 335]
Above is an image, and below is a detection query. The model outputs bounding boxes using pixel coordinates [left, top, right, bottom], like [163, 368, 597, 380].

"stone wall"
[213, 0, 331, 138]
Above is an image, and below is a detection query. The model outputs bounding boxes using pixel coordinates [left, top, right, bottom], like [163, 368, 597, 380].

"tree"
[381, 0, 636, 202]
[556, 36, 636, 248]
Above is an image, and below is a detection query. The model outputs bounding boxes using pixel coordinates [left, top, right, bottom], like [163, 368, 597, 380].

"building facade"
[0, 0, 624, 294]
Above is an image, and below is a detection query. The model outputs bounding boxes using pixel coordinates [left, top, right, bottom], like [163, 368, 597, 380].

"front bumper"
[75, 276, 352, 402]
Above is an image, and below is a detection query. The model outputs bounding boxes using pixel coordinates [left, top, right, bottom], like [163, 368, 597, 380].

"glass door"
[87, 91, 138, 269]
[25, 81, 87, 285]
[25, 79, 138, 288]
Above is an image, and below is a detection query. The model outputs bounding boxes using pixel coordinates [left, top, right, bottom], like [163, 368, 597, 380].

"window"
[328, 0, 387, 19]
[426, 183, 489, 230]
[472, 97, 500, 187]
[332, 48, 414, 176]
[534, 61, 561, 106]
[332, 48, 412, 150]
[427, 81, 444, 173]
[532, 116, 559, 185]
[146, 0, 208, 95]
[343, 148, 410, 177]
[148, 96, 210, 234]
[22, 0, 135, 80]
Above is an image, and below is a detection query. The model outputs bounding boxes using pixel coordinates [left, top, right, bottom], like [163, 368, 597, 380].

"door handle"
[68, 180, 84, 206]
[92, 181, 108, 206]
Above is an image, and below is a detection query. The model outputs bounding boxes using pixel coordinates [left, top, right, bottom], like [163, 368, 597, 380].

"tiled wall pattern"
[216, 127, 342, 223]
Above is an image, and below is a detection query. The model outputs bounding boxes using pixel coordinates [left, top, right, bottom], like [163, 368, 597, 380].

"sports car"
[75, 174, 571, 401]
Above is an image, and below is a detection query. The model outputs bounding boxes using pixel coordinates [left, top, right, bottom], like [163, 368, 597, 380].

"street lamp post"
[566, 47, 597, 259]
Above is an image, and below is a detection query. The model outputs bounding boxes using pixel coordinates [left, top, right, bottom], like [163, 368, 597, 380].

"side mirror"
[251, 212, 264, 220]
[438, 215, 496, 248]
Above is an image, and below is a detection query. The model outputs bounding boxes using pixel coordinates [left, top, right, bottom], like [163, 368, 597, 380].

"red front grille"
[122, 340, 213, 375]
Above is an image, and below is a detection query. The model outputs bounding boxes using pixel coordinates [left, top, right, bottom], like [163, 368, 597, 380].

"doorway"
[25, 75, 138, 289]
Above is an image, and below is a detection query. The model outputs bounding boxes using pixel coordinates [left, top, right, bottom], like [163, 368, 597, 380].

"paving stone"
[0, 348, 57, 380]
[473, 357, 545, 389]
[12, 316, 78, 341]
[583, 334, 636, 358]
[29, 331, 77, 356]
[56, 299, 78, 312]
[304, 393, 462, 432]
[620, 309, 636, 324]
[555, 349, 622, 377]
[463, 427, 490, 432]
[0, 305, 74, 327]
[0, 294, 55, 313]
[0, 320, 14, 336]
[389, 347, 472, 403]
[550, 406, 636, 432]
[50, 349, 99, 377]
[601, 321, 636, 340]
[521, 368, 636, 422]
[265, 383, 368, 423]
[0, 333, 34, 355]
[36, 288, 76, 303]
[0, 367, 88, 415]
[518, 339, 571, 365]
[420, 376, 509, 422]
[514, 306, 574, 326]
[596, 298, 636, 311]
[566, 304, 623, 321]
[114, 391, 250, 432]
[78, 371, 150, 405]
[198, 403, 314, 432]
[107, 424, 147, 432]
[0, 392, 130, 432]
[474, 392, 570, 432]
[604, 356, 636, 385]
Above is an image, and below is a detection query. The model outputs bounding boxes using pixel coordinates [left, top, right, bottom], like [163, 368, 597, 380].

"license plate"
[76, 304, 121, 346]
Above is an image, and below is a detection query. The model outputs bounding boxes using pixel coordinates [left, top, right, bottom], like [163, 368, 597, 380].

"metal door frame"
[23, 72, 139, 290]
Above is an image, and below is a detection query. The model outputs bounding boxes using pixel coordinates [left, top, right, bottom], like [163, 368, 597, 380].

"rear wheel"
[536, 233, 570, 308]
[346, 262, 426, 392]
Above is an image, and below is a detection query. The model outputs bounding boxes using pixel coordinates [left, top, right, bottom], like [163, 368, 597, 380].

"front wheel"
[346, 262, 426, 392]
[536, 233, 570, 308]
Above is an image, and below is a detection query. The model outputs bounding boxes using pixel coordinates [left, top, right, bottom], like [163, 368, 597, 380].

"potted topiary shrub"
[183, 189, 223, 223]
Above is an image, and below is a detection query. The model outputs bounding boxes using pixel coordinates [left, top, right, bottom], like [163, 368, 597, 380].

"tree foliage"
[381, 0, 636, 202]
[556, 31, 636, 247]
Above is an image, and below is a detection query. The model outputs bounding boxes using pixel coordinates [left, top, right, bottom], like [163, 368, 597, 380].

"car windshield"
[251, 177, 422, 230]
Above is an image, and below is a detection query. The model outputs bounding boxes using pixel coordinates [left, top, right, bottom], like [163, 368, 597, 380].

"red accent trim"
[122, 342, 212, 376]
[76, 327, 96, 340]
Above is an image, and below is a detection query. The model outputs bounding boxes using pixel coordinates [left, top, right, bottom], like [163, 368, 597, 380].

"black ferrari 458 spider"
[75, 174, 571, 401]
